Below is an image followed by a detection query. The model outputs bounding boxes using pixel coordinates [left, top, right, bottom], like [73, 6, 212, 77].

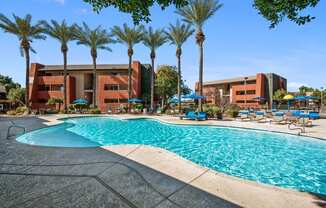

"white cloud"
[288, 82, 308, 92]
[53, 0, 65, 5]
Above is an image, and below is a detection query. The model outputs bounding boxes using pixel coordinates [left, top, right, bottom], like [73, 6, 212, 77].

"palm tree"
[0, 14, 46, 113]
[142, 27, 167, 112]
[165, 20, 194, 113]
[111, 24, 144, 111]
[41, 20, 75, 113]
[74, 22, 114, 107]
[176, 0, 222, 110]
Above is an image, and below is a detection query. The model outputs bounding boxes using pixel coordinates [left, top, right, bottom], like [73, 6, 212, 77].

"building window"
[236, 90, 256, 95]
[119, 99, 128, 103]
[38, 99, 48, 103]
[236, 100, 245, 103]
[38, 85, 50, 91]
[51, 84, 63, 91]
[246, 90, 256, 95]
[104, 84, 128, 91]
[104, 84, 119, 91]
[104, 99, 119, 103]
[104, 98, 128, 103]
[119, 84, 128, 90]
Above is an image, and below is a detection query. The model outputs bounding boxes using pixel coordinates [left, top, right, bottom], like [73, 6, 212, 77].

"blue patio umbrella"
[73, 98, 88, 105]
[253, 96, 266, 101]
[182, 93, 206, 100]
[128, 98, 143, 103]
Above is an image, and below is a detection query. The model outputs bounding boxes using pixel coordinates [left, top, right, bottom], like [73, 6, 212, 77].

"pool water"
[17, 117, 326, 195]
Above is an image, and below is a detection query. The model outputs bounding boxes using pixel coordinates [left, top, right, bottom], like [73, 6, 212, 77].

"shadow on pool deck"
[0, 116, 242, 208]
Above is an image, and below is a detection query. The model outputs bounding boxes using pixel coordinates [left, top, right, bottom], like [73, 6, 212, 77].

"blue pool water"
[17, 117, 326, 195]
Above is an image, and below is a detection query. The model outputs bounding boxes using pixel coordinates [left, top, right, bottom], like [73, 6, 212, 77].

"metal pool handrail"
[6, 120, 26, 140]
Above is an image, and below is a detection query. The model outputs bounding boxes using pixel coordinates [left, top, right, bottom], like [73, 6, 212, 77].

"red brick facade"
[29, 61, 145, 112]
[198, 73, 287, 109]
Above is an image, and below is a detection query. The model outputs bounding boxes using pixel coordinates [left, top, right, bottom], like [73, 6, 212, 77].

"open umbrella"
[128, 98, 143, 103]
[182, 93, 206, 100]
[283, 94, 294, 110]
[73, 98, 88, 105]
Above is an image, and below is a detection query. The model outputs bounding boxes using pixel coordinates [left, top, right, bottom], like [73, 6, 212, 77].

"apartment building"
[29, 61, 151, 112]
[199, 73, 287, 108]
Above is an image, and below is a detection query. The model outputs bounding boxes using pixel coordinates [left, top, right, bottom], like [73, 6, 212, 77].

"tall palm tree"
[41, 20, 75, 113]
[0, 14, 46, 113]
[142, 27, 167, 112]
[111, 24, 144, 111]
[176, 0, 222, 110]
[74, 22, 114, 107]
[165, 20, 194, 113]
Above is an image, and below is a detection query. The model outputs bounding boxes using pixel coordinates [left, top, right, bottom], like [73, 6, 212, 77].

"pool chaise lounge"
[180, 111, 207, 121]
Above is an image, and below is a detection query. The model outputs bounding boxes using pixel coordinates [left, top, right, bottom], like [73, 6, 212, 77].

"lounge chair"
[180, 112, 207, 121]
[309, 112, 320, 120]
[253, 111, 267, 123]
[271, 112, 288, 125]
[238, 110, 251, 121]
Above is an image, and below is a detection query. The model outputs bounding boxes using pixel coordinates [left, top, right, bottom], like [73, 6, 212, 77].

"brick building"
[198, 73, 287, 109]
[29, 61, 151, 112]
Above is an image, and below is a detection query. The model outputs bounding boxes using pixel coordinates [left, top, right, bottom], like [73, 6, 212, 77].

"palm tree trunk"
[128, 48, 133, 113]
[150, 56, 155, 112]
[177, 48, 182, 114]
[24, 47, 30, 114]
[63, 51, 67, 113]
[92, 56, 97, 108]
[198, 42, 204, 111]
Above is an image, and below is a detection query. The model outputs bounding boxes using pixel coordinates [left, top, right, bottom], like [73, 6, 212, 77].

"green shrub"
[15, 106, 27, 115]
[203, 105, 221, 118]
[45, 109, 59, 114]
[89, 108, 101, 114]
[225, 104, 240, 118]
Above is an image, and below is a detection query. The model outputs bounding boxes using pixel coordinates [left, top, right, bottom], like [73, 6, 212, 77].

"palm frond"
[111, 23, 144, 48]
[74, 22, 114, 53]
[176, 0, 223, 30]
[142, 26, 167, 51]
[165, 20, 194, 48]
[0, 13, 45, 54]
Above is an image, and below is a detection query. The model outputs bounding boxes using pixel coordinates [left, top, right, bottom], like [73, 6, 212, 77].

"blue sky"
[0, 0, 325, 91]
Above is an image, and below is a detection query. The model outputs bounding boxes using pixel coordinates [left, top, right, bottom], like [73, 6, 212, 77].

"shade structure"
[182, 93, 206, 100]
[128, 98, 143, 103]
[283, 94, 294, 100]
[295, 96, 319, 101]
[73, 98, 88, 105]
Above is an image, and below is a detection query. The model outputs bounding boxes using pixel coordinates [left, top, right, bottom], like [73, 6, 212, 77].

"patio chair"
[253, 111, 267, 123]
[238, 110, 251, 122]
[309, 112, 320, 120]
[271, 112, 288, 125]
[196, 112, 207, 121]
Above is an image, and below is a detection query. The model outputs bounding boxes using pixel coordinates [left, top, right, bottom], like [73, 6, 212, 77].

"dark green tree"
[84, 0, 320, 27]
[0, 14, 46, 112]
[83, 0, 188, 24]
[176, 0, 223, 111]
[253, 0, 320, 28]
[155, 65, 190, 108]
[74, 23, 114, 107]
[142, 27, 167, 111]
[41, 20, 76, 112]
[0, 74, 21, 93]
[7, 87, 25, 106]
[165, 20, 194, 112]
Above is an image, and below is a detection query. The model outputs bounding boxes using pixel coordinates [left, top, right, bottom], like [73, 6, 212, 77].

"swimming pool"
[17, 117, 326, 195]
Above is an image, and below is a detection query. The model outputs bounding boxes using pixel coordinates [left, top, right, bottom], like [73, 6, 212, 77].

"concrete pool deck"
[0, 114, 325, 208]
